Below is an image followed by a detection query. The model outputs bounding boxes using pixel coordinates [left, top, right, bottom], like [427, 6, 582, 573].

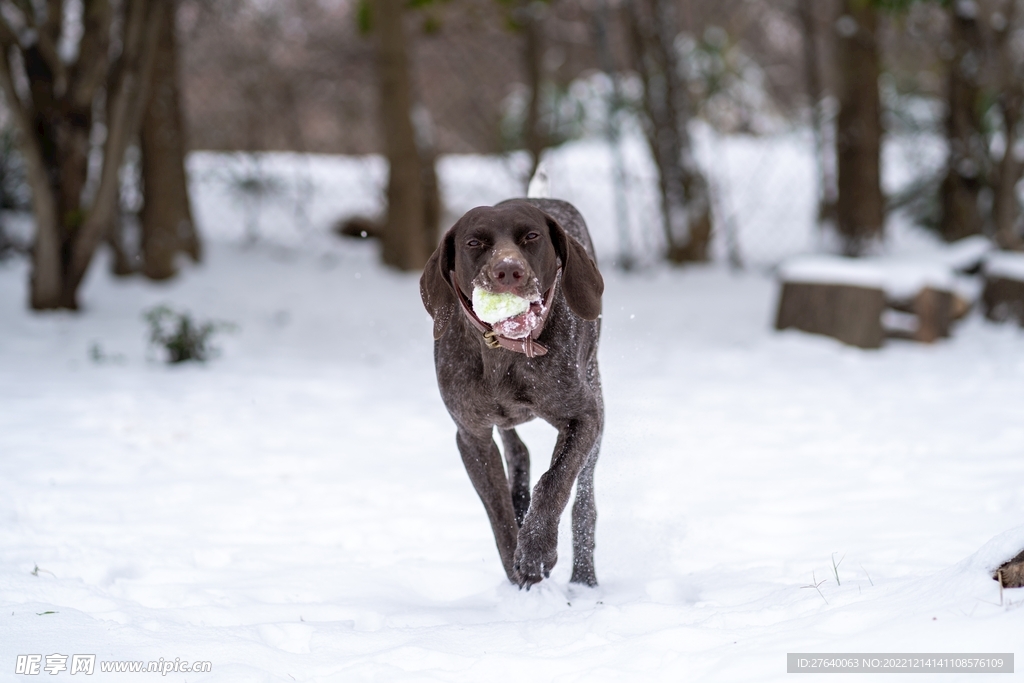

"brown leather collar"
[452, 269, 560, 358]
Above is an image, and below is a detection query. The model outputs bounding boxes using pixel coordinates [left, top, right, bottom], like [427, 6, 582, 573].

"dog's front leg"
[456, 429, 520, 582]
[513, 411, 601, 588]
[499, 428, 531, 527]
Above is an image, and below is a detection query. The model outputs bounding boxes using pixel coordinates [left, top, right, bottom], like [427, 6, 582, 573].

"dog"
[420, 198, 604, 588]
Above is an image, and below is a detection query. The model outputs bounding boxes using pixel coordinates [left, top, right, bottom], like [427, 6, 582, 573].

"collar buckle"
[482, 330, 502, 349]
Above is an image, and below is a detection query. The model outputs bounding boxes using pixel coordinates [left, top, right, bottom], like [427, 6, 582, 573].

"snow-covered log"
[775, 254, 974, 347]
[995, 548, 1024, 589]
[982, 252, 1024, 326]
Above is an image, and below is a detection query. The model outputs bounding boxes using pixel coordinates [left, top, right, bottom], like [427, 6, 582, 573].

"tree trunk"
[835, 0, 883, 256]
[798, 0, 837, 228]
[141, 2, 201, 280]
[0, 39, 68, 309]
[990, 1, 1024, 250]
[626, 0, 713, 264]
[413, 103, 443, 261]
[376, 0, 434, 271]
[63, 0, 166, 307]
[519, 0, 547, 184]
[7, 39, 93, 307]
[939, 2, 987, 243]
[0, 0, 165, 310]
[593, 0, 634, 269]
[992, 98, 1024, 249]
[23, 136, 63, 310]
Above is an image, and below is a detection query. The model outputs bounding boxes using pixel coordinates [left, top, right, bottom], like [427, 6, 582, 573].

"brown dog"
[420, 198, 605, 588]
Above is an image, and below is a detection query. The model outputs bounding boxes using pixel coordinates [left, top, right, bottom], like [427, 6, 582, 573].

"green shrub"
[143, 306, 233, 364]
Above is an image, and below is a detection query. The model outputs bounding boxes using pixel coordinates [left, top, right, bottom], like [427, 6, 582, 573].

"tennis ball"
[472, 288, 530, 324]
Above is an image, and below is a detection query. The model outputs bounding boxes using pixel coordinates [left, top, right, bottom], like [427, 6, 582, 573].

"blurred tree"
[797, 0, 839, 231]
[834, 0, 884, 256]
[937, 0, 1024, 248]
[0, 0, 166, 309]
[591, 0, 634, 269]
[0, 125, 30, 257]
[884, 0, 1023, 248]
[140, 1, 202, 279]
[625, 0, 713, 263]
[177, 0, 817, 157]
[939, 0, 988, 242]
[373, 0, 441, 271]
[507, 0, 549, 184]
[989, 0, 1024, 248]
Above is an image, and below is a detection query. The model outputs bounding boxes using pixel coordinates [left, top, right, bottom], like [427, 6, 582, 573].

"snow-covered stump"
[981, 277, 1024, 325]
[995, 548, 1024, 589]
[914, 288, 954, 342]
[982, 252, 1024, 326]
[886, 287, 955, 343]
[775, 281, 885, 349]
[776, 255, 973, 349]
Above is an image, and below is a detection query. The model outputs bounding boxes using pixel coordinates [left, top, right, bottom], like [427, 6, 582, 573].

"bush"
[143, 306, 233, 363]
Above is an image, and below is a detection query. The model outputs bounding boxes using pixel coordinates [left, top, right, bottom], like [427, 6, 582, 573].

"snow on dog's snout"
[469, 260, 546, 340]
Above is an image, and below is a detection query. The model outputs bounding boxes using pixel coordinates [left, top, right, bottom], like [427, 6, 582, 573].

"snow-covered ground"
[2, 138, 1023, 681]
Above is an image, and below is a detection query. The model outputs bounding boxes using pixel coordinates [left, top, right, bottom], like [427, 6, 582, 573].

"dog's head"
[420, 201, 603, 340]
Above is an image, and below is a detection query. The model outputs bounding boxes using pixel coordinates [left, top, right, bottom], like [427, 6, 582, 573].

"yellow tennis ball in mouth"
[472, 288, 530, 324]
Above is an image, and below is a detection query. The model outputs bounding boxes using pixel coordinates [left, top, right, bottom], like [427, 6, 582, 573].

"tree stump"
[994, 548, 1024, 589]
[775, 282, 886, 349]
[777, 255, 970, 348]
[911, 288, 954, 343]
[982, 277, 1024, 325]
[776, 282, 957, 348]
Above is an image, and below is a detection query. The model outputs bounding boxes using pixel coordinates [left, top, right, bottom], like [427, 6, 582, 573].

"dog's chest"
[436, 343, 554, 427]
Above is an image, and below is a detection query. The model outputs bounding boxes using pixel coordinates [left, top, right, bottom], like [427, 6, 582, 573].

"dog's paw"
[512, 525, 558, 589]
[569, 567, 598, 587]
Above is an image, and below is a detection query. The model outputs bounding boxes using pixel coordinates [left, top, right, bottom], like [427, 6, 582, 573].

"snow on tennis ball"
[472, 287, 530, 324]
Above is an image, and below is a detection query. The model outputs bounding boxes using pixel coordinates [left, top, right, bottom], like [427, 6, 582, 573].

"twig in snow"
[860, 564, 873, 586]
[831, 552, 845, 586]
[801, 571, 829, 604]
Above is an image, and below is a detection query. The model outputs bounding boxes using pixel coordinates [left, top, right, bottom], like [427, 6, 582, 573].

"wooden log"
[912, 287, 953, 343]
[775, 281, 886, 349]
[982, 276, 1024, 325]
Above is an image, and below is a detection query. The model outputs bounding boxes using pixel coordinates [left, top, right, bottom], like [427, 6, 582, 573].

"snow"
[778, 255, 959, 299]
[935, 235, 994, 272]
[778, 237, 997, 301]
[986, 251, 1024, 282]
[180, 129, 821, 270]
[2, 140, 1024, 680]
[2, 235, 1023, 681]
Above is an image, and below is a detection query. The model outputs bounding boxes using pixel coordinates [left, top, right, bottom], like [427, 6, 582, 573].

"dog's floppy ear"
[420, 225, 458, 339]
[546, 213, 604, 321]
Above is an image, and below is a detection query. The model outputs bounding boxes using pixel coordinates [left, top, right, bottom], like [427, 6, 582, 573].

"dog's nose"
[490, 258, 526, 291]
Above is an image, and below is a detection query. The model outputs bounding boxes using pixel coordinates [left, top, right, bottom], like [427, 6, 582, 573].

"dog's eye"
[523, 231, 540, 242]
[466, 239, 483, 248]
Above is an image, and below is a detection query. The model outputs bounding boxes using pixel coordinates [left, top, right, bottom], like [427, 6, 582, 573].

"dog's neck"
[451, 269, 560, 358]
